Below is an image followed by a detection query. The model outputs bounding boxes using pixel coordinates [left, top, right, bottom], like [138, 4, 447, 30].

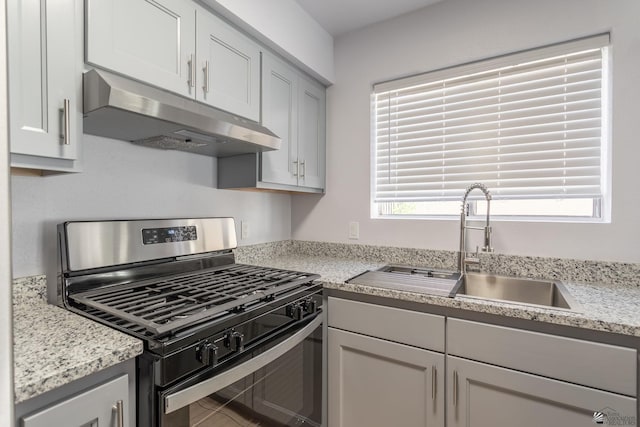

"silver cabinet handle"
[203, 60, 210, 93]
[63, 99, 70, 145]
[300, 160, 306, 178]
[293, 160, 298, 177]
[112, 400, 124, 427]
[188, 54, 195, 88]
[453, 370, 458, 408]
[432, 365, 437, 402]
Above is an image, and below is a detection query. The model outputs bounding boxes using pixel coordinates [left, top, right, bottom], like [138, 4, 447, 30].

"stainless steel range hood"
[83, 69, 280, 157]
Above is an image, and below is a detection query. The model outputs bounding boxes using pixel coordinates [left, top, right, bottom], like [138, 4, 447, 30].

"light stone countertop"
[12, 240, 640, 403]
[13, 275, 143, 404]
[241, 253, 640, 338]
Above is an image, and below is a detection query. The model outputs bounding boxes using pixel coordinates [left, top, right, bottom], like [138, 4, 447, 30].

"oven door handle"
[164, 315, 322, 414]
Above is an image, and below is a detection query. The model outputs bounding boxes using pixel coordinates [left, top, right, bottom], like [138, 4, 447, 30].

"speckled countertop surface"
[13, 275, 143, 404]
[12, 240, 640, 402]
[236, 242, 640, 338]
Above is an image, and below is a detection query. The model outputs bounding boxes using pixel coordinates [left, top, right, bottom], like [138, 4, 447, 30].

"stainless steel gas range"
[58, 218, 322, 427]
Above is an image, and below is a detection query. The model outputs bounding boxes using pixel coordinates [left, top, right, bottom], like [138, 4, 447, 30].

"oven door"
[160, 315, 322, 427]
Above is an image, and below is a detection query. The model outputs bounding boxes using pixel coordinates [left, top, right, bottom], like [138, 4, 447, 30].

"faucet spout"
[459, 183, 494, 275]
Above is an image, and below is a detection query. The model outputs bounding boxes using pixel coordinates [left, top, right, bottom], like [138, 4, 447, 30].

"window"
[372, 34, 610, 221]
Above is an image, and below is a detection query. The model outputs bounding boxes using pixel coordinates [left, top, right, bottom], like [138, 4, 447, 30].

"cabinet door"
[260, 52, 299, 186]
[297, 76, 326, 189]
[448, 356, 637, 427]
[22, 375, 129, 427]
[196, 11, 261, 122]
[8, 0, 80, 170]
[328, 328, 444, 427]
[86, 0, 196, 98]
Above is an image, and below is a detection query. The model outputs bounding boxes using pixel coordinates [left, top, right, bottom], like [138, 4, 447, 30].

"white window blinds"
[373, 34, 609, 202]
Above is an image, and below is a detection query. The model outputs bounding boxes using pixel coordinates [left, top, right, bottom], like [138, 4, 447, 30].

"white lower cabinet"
[328, 328, 445, 427]
[21, 374, 130, 427]
[327, 297, 638, 427]
[327, 298, 446, 427]
[446, 318, 637, 427]
[447, 356, 636, 427]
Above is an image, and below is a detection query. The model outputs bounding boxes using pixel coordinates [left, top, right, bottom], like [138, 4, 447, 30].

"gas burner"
[70, 263, 319, 336]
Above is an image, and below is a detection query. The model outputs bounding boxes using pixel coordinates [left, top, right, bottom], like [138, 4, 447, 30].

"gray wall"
[292, 0, 640, 263]
[11, 135, 292, 280]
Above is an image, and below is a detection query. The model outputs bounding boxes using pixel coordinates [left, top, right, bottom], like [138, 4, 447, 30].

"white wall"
[11, 135, 292, 280]
[201, 0, 335, 84]
[0, 0, 15, 421]
[292, 0, 640, 263]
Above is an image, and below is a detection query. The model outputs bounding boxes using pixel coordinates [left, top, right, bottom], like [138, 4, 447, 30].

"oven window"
[165, 326, 322, 427]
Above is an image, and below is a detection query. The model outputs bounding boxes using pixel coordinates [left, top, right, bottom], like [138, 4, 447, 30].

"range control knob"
[224, 330, 245, 352]
[233, 331, 245, 352]
[303, 298, 318, 314]
[196, 341, 218, 366]
[286, 303, 304, 320]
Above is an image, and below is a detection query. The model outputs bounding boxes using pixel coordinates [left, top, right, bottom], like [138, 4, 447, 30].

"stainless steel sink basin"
[455, 273, 581, 311]
[348, 265, 581, 311]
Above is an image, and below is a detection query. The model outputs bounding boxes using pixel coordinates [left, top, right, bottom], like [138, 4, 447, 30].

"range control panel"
[142, 226, 198, 245]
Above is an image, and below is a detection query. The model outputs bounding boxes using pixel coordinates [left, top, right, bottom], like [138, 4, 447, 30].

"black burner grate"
[70, 264, 319, 336]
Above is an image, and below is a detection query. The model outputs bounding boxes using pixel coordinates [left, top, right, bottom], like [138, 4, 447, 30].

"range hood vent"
[83, 69, 280, 157]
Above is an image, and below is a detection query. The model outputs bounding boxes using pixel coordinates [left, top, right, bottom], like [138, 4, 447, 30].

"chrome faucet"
[459, 183, 494, 274]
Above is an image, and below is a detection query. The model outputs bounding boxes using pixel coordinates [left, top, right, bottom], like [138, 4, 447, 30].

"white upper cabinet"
[261, 53, 299, 186]
[86, 0, 261, 122]
[258, 51, 326, 191]
[86, 0, 196, 98]
[196, 11, 261, 122]
[216, 52, 327, 193]
[8, 0, 82, 172]
[297, 76, 326, 190]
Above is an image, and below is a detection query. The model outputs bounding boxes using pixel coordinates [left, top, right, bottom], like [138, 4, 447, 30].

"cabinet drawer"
[328, 297, 444, 351]
[448, 318, 637, 396]
[21, 374, 129, 427]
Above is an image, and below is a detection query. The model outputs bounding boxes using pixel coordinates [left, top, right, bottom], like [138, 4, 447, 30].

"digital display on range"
[142, 226, 198, 245]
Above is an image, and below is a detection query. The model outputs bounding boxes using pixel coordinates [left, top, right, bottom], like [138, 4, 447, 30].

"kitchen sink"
[348, 265, 581, 311]
[456, 272, 581, 311]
